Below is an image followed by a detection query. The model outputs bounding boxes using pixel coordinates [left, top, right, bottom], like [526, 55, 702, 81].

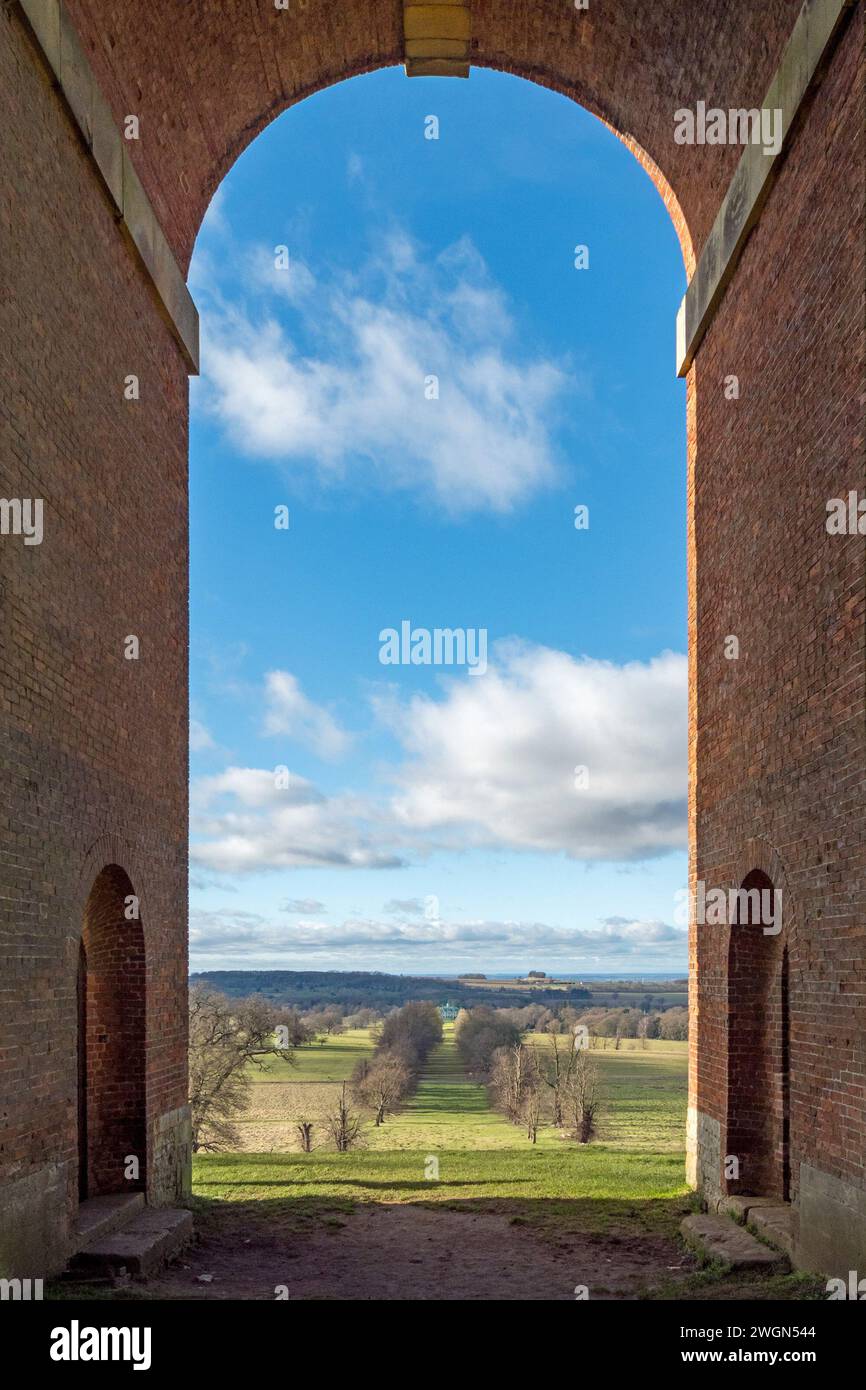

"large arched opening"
[1, 0, 862, 1284]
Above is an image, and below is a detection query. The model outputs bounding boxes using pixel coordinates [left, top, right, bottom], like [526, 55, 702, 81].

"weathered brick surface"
[0, 9, 189, 1275]
[80, 866, 147, 1198]
[688, 4, 865, 1269]
[64, 0, 803, 275]
[0, 0, 863, 1277]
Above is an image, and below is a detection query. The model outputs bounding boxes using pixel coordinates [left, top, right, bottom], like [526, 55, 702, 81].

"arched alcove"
[726, 869, 790, 1200]
[79, 864, 147, 1200]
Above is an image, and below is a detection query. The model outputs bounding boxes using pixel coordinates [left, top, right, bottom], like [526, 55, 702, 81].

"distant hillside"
[189, 969, 591, 1011]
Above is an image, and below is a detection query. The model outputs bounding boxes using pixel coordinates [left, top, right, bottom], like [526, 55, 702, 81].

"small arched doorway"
[725, 869, 790, 1200]
[78, 865, 147, 1200]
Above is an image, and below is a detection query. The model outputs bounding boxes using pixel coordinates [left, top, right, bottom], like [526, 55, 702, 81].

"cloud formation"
[263, 670, 351, 760]
[197, 235, 569, 514]
[189, 906, 686, 968]
[190, 766, 405, 874]
[379, 642, 688, 861]
[189, 645, 686, 875]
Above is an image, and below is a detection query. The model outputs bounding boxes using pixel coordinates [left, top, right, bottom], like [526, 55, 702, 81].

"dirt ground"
[149, 1203, 695, 1301]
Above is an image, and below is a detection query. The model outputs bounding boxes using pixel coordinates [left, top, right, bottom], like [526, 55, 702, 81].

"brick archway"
[78, 865, 147, 1200]
[1, 0, 863, 1280]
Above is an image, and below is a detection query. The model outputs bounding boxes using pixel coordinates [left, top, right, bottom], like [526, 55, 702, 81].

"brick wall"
[80, 866, 147, 1198]
[690, 5, 865, 1272]
[0, 8, 190, 1275]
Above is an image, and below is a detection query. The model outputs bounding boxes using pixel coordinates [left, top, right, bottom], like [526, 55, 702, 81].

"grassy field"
[58, 1020, 825, 1301]
[251, 1029, 373, 1083]
[193, 1146, 691, 1240]
[197, 1027, 690, 1237]
[207, 1024, 692, 1243]
[236, 1026, 688, 1156]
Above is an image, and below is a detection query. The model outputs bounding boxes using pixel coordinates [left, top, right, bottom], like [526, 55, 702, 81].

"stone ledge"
[715, 1194, 782, 1224]
[749, 1206, 795, 1258]
[70, 1207, 193, 1281]
[676, 0, 855, 376]
[16, 0, 199, 373]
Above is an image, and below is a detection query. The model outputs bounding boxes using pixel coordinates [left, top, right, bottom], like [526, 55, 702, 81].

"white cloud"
[282, 898, 326, 915]
[192, 765, 321, 810]
[383, 898, 424, 915]
[188, 907, 686, 967]
[189, 645, 686, 874]
[263, 670, 351, 760]
[248, 247, 317, 306]
[190, 766, 405, 874]
[197, 235, 570, 514]
[377, 642, 687, 861]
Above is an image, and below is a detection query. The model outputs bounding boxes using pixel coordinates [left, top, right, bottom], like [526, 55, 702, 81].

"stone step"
[714, 1195, 795, 1258]
[748, 1205, 794, 1257]
[715, 1194, 782, 1224]
[75, 1193, 145, 1247]
[680, 1213, 789, 1271]
[70, 1207, 193, 1281]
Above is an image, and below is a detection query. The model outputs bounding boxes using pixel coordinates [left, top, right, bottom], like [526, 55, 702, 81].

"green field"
[61, 1018, 823, 1300]
[195, 1025, 690, 1239]
[237, 1026, 688, 1156]
[251, 1029, 373, 1083]
[201, 1023, 692, 1244]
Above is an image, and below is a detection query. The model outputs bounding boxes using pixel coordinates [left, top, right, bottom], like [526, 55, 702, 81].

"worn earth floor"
[52, 1039, 824, 1301]
[142, 1202, 696, 1301]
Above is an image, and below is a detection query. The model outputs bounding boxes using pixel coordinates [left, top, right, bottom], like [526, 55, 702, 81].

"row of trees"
[455, 1006, 599, 1145]
[350, 1001, 443, 1127]
[294, 1001, 444, 1153]
[490, 1002, 689, 1043]
[490, 1041, 598, 1144]
[271, 1003, 383, 1044]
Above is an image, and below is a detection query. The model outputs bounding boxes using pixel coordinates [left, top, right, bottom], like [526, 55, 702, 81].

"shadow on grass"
[185, 1188, 692, 1245]
[193, 1177, 531, 1190]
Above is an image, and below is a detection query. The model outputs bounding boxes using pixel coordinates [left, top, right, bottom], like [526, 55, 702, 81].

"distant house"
[438, 1001, 459, 1021]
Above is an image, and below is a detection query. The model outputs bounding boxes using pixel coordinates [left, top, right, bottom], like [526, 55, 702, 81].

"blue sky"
[187, 67, 689, 976]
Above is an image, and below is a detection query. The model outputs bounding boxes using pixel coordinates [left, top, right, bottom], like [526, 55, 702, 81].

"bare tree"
[295, 1118, 315, 1152]
[490, 1042, 537, 1125]
[352, 1053, 410, 1126]
[321, 1082, 364, 1152]
[189, 986, 293, 1152]
[561, 1049, 599, 1144]
[523, 1082, 543, 1143]
[540, 1030, 581, 1128]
